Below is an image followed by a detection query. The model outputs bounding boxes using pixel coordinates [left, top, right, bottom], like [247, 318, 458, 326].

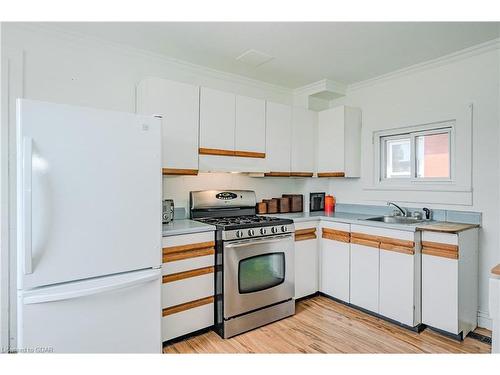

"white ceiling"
[46, 22, 499, 88]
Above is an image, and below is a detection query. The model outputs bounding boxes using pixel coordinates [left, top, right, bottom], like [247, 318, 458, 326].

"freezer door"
[16, 99, 162, 289]
[17, 268, 162, 353]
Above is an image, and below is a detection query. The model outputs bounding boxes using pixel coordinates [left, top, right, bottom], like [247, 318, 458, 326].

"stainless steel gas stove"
[190, 190, 295, 339]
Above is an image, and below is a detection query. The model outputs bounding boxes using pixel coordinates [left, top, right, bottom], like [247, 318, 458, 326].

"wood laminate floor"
[164, 296, 491, 354]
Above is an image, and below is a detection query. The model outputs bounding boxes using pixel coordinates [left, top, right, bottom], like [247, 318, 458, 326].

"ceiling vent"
[236, 49, 274, 67]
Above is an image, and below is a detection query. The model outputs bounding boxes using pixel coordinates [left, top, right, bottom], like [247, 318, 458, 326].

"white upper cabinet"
[265, 102, 292, 174]
[317, 105, 361, 177]
[199, 87, 236, 151]
[235, 95, 266, 154]
[136, 77, 200, 173]
[291, 107, 317, 175]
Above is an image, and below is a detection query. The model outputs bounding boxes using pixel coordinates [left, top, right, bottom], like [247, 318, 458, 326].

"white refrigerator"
[16, 99, 162, 353]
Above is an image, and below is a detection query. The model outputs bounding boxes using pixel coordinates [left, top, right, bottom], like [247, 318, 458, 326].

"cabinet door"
[291, 107, 317, 174]
[295, 238, 318, 299]
[136, 78, 200, 171]
[235, 95, 266, 153]
[379, 249, 416, 326]
[350, 243, 379, 313]
[199, 87, 235, 151]
[321, 237, 350, 303]
[317, 107, 345, 174]
[265, 102, 292, 173]
[422, 254, 459, 333]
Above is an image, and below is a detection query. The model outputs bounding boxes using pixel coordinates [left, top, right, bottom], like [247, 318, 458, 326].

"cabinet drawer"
[422, 231, 458, 246]
[162, 254, 214, 275]
[162, 268, 214, 308]
[320, 221, 350, 232]
[162, 231, 214, 248]
[162, 300, 214, 341]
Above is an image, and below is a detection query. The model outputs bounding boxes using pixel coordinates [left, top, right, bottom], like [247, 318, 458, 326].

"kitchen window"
[378, 122, 453, 183]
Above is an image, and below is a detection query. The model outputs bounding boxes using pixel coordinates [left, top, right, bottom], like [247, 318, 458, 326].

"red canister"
[325, 195, 335, 213]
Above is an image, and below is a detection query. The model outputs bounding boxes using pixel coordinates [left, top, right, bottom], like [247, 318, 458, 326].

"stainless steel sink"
[363, 216, 425, 224]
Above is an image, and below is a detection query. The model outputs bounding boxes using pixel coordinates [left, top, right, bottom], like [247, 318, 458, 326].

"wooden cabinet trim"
[421, 241, 458, 252]
[264, 172, 291, 177]
[163, 247, 215, 263]
[162, 296, 214, 317]
[491, 264, 500, 276]
[421, 241, 459, 260]
[380, 242, 414, 255]
[163, 241, 215, 255]
[351, 237, 379, 249]
[234, 150, 266, 158]
[317, 172, 346, 178]
[295, 233, 317, 242]
[295, 228, 317, 242]
[290, 172, 314, 177]
[321, 228, 350, 243]
[162, 168, 199, 176]
[162, 241, 215, 263]
[351, 232, 414, 248]
[162, 266, 214, 283]
[199, 147, 234, 157]
[199, 147, 265, 159]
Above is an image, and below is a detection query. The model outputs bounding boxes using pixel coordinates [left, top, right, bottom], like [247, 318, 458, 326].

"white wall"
[328, 47, 500, 327]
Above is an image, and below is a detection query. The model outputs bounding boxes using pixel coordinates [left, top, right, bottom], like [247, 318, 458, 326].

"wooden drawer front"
[162, 254, 214, 275]
[162, 300, 214, 341]
[350, 224, 414, 241]
[295, 227, 317, 242]
[162, 267, 214, 308]
[162, 231, 214, 248]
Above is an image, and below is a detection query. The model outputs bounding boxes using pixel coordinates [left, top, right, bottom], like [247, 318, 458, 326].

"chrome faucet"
[387, 202, 407, 217]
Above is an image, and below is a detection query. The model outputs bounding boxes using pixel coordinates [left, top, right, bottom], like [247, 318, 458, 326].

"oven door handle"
[224, 235, 292, 248]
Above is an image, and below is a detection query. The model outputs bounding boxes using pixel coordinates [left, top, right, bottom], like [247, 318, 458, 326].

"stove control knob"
[248, 229, 255, 236]
[281, 225, 288, 233]
[236, 230, 244, 238]
[271, 227, 278, 234]
[260, 228, 267, 235]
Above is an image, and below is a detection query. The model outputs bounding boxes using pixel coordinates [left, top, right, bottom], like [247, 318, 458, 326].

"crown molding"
[348, 37, 500, 92]
[7, 23, 293, 97]
[293, 78, 347, 97]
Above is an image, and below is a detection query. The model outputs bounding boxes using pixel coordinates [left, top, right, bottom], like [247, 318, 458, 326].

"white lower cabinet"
[379, 248, 419, 326]
[350, 241, 379, 313]
[161, 231, 215, 342]
[320, 222, 350, 303]
[421, 229, 478, 337]
[294, 222, 319, 299]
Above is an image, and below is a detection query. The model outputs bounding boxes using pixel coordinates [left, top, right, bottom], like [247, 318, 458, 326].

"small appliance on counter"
[162, 199, 175, 224]
[310, 192, 326, 212]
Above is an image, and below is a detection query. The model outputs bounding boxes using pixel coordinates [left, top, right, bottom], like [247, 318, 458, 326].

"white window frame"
[375, 121, 455, 186]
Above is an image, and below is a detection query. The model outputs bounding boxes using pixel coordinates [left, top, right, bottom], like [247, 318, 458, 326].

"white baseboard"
[478, 310, 492, 330]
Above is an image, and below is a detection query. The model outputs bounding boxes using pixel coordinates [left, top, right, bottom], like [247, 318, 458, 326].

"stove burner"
[197, 215, 283, 227]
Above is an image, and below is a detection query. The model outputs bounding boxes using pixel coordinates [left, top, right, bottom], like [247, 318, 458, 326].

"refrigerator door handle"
[22, 269, 160, 305]
[23, 136, 33, 274]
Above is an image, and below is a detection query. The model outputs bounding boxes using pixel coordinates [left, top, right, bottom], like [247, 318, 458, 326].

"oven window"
[238, 252, 285, 294]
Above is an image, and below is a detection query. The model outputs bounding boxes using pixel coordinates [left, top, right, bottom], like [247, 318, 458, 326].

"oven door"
[223, 234, 294, 319]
